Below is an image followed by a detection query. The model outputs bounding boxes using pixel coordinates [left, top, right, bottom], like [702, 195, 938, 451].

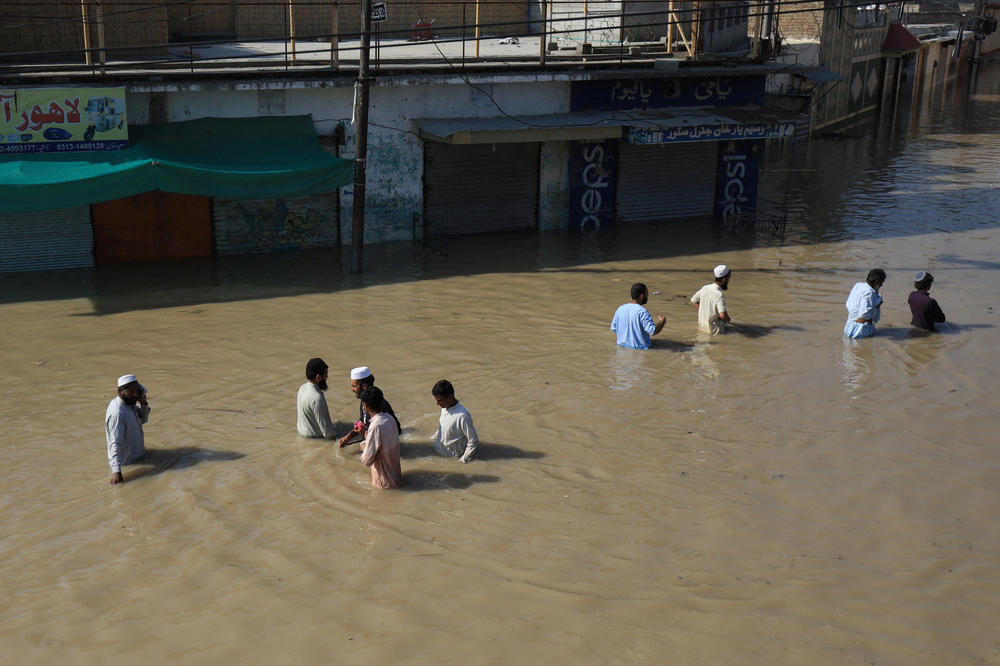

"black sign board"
[371, 2, 387, 23]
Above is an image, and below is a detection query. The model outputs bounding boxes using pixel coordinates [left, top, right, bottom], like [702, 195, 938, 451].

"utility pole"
[351, 0, 373, 273]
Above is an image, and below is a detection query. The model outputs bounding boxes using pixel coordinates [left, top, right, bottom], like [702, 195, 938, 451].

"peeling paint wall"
[539, 141, 570, 230]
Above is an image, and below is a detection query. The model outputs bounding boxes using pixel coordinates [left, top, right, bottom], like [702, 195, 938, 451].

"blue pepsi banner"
[715, 141, 760, 219]
[568, 139, 618, 229]
[571, 76, 765, 112]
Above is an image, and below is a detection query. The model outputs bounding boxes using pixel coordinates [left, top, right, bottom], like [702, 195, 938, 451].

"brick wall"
[0, 1, 168, 61]
[778, 0, 824, 39]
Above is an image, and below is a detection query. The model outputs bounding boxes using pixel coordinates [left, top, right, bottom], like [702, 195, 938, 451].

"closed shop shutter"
[617, 142, 718, 223]
[0, 206, 93, 273]
[424, 142, 540, 236]
[212, 192, 339, 255]
[92, 191, 213, 265]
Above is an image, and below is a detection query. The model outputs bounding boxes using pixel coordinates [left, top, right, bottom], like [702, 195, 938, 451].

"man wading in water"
[106, 374, 151, 484]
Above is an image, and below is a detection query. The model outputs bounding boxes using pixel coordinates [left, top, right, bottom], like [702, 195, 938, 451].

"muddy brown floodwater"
[1, 68, 999, 664]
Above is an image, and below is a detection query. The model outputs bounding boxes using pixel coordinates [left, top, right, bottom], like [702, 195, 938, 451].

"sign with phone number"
[1, 87, 129, 153]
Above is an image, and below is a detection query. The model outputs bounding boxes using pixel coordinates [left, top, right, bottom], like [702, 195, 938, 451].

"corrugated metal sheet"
[0, 207, 93, 273]
[616, 142, 717, 222]
[212, 192, 339, 255]
[424, 142, 540, 235]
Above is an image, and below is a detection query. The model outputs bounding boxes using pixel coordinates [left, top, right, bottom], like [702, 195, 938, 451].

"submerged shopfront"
[0, 100, 352, 272]
[0, 69, 803, 273]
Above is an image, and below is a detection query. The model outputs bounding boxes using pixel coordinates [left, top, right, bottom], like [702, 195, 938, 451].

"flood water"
[2, 67, 999, 664]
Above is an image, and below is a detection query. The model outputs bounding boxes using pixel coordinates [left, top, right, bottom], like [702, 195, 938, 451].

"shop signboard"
[626, 121, 794, 144]
[1, 87, 129, 154]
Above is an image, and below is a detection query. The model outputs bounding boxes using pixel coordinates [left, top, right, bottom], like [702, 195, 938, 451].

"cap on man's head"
[914, 271, 934, 290]
[350, 366, 372, 380]
[714, 264, 731, 279]
[117, 374, 138, 388]
[305, 357, 328, 379]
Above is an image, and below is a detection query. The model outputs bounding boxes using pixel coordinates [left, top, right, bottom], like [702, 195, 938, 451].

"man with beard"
[337, 366, 400, 448]
[610, 282, 666, 350]
[691, 265, 733, 334]
[106, 374, 151, 484]
[296, 357, 338, 439]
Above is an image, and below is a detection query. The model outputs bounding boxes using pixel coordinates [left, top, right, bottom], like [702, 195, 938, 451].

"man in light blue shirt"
[611, 282, 666, 349]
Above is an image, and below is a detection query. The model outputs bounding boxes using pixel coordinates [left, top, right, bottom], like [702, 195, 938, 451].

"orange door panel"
[92, 191, 213, 265]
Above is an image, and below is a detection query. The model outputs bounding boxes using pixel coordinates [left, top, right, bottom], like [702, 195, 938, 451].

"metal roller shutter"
[617, 142, 718, 223]
[0, 207, 93, 273]
[212, 192, 339, 255]
[424, 142, 540, 236]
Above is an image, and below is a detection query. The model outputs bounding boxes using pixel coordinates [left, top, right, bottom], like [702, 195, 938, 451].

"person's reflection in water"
[841, 338, 874, 393]
[609, 345, 650, 391]
[689, 342, 720, 380]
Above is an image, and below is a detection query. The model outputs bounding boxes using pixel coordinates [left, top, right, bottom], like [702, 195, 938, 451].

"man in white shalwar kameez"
[106, 374, 151, 484]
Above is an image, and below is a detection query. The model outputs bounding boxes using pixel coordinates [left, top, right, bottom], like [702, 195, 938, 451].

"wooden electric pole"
[351, 0, 373, 273]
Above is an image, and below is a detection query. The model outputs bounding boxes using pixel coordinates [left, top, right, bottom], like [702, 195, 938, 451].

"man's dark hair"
[630, 283, 648, 301]
[359, 386, 385, 413]
[432, 379, 455, 397]
[357, 374, 375, 388]
[866, 269, 886, 288]
[305, 357, 328, 380]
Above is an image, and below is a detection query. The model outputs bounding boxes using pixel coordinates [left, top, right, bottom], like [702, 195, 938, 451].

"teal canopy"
[0, 115, 353, 213]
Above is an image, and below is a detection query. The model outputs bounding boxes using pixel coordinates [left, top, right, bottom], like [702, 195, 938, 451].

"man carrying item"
[106, 374, 150, 484]
[844, 268, 886, 338]
[691, 265, 733, 335]
[431, 379, 479, 463]
[359, 387, 403, 489]
[296, 357, 337, 439]
[908, 271, 946, 332]
[337, 366, 401, 448]
[610, 282, 666, 350]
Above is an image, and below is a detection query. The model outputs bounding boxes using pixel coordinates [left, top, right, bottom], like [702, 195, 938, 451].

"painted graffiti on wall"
[214, 195, 338, 254]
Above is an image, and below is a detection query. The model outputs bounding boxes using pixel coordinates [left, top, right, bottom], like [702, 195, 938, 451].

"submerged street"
[1, 66, 998, 664]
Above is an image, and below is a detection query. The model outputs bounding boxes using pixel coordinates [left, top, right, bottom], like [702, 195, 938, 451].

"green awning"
[0, 115, 353, 213]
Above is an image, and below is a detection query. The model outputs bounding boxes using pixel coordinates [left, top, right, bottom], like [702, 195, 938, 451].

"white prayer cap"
[714, 264, 731, 278]
[350, 366, 372, 380]
[117, 374, 138, 387]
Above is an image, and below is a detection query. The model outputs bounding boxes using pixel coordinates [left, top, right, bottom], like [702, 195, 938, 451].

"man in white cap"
[690, 265, 733, 334]
[106, 374, 151, 484]
[908, 270, 946, 332]
[337, 366, 401, 448]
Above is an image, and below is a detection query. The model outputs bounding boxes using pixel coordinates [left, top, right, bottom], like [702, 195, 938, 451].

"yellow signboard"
[0, 87, 129, 154]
